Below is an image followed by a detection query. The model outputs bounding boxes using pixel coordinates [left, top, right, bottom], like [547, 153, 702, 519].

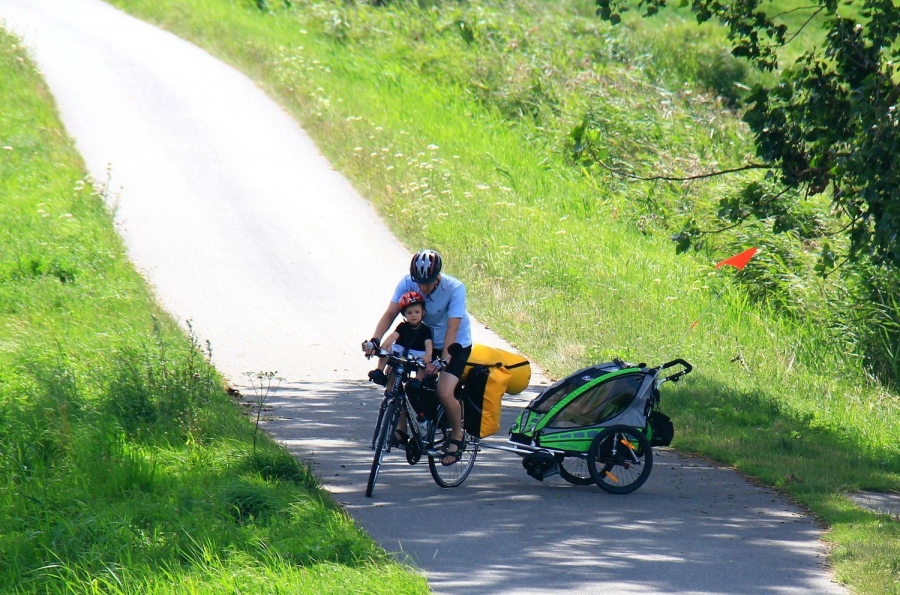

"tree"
[596, 0, 900, 269]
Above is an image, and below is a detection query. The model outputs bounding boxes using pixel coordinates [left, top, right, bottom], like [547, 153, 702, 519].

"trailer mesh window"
[547, 374, 644, 428]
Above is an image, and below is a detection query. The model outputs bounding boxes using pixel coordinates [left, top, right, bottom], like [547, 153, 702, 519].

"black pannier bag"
[460, 364, 491, 438]
[405, 379, 438, 420]
[648, 410, 674, 447]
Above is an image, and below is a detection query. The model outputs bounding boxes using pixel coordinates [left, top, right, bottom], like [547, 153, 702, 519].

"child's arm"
[414, 338, 434, 381]
[381, 331, 400, 352]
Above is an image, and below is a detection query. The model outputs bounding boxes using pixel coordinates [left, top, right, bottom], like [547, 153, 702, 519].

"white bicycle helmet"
[409, 249, 442, 284]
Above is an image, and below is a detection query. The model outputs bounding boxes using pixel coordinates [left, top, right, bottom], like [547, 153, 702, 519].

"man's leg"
[437, 371, 463, 462]
[435, 344, 471, 464]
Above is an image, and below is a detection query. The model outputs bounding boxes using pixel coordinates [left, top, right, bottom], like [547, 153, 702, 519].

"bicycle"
[362, 347, 477, 497]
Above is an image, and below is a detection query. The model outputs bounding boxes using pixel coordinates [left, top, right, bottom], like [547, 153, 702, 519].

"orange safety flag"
[715, 247, 758, 270]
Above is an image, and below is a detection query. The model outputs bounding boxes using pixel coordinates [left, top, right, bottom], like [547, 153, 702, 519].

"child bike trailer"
[509, 358, 690, 493]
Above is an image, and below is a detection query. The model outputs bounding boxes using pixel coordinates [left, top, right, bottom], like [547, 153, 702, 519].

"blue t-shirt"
[391, 274, 473, 350]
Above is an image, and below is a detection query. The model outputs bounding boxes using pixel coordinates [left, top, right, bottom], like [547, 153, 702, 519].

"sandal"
[441, 438, 466, 466]
[390, 430, 409, 448]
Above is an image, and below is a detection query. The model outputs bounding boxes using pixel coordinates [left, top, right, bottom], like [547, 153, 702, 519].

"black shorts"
[441, 344, 471, 379]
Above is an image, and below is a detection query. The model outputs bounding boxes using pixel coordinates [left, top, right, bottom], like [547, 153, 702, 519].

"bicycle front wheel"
[366, 399, 399, 497]
[428, 405, 477, 488]
[587, 425, 653, 494]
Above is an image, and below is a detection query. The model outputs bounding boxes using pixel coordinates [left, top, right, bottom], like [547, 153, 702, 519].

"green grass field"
[0, 26, 427, 594]
[3, 0, 899, 592]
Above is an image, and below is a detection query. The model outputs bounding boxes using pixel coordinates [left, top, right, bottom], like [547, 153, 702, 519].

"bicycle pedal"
[389, 431, 409, 449]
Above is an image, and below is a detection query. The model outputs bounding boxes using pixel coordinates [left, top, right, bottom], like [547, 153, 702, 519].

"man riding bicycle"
[364, 249, 473, 466]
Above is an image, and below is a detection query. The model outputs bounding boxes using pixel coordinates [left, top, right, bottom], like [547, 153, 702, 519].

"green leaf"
[672, 231, 693, 254]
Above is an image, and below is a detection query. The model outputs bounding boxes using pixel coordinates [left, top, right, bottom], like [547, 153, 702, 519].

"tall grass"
[0, 27, 426, 594]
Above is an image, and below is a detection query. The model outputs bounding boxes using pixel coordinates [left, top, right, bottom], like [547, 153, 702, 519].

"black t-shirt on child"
[391, 321, 433, 358]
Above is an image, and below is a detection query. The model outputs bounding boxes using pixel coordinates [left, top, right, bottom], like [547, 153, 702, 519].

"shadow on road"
[241, 379, 843, 595]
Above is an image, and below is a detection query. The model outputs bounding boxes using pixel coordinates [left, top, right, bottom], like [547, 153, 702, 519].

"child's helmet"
[409, 249, 442, 284]
[398, 291, 426, 313]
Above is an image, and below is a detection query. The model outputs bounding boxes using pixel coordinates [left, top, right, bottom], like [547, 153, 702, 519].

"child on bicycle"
[367, 291, 434, 387]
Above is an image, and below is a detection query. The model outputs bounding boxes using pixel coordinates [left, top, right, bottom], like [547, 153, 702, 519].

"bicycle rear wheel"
[587, 425, 653, 494]
[366, 400, 399, 497]
[427, 405, 477, 488]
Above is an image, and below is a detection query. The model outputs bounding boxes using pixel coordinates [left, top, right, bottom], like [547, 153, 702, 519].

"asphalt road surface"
[0, 1, 847, 593]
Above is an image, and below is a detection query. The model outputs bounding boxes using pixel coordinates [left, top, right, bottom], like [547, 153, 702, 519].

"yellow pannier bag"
[462, 344, 532, 395]
[461, 363, 511, 438]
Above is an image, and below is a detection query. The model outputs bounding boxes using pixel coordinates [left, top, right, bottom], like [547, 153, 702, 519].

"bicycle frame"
[365, 349, 436, 496]
[371, 354, 431, 443]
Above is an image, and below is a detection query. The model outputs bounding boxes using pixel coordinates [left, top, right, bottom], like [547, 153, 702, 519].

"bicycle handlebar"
[363, 347, 447, 371]
[658, 358, 693, 383]
[616, 357, 692, 383]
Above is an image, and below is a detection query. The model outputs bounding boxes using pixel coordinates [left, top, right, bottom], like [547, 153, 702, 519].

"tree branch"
[585, 144, 766, 181]
[770, 4, 824, 20]
[822, 254, 852, 278]
[782, 6, 826, 47]
[822, 214, 861, 238]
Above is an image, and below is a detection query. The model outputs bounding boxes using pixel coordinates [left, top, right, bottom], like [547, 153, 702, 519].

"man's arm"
[372, 302, 400, 343]
[363, 302, 400, 357]
[426, 317, 459, 375]
[442, 317, 462, 361]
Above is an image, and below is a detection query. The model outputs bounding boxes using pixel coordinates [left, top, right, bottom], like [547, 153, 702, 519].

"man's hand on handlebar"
[425, 358, 446, 376]
[362, 337, 380, 357]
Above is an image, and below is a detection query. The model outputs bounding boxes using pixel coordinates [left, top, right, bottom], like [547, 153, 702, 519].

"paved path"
[0, 1, 846, 593]
[261, 381, 843, 595]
